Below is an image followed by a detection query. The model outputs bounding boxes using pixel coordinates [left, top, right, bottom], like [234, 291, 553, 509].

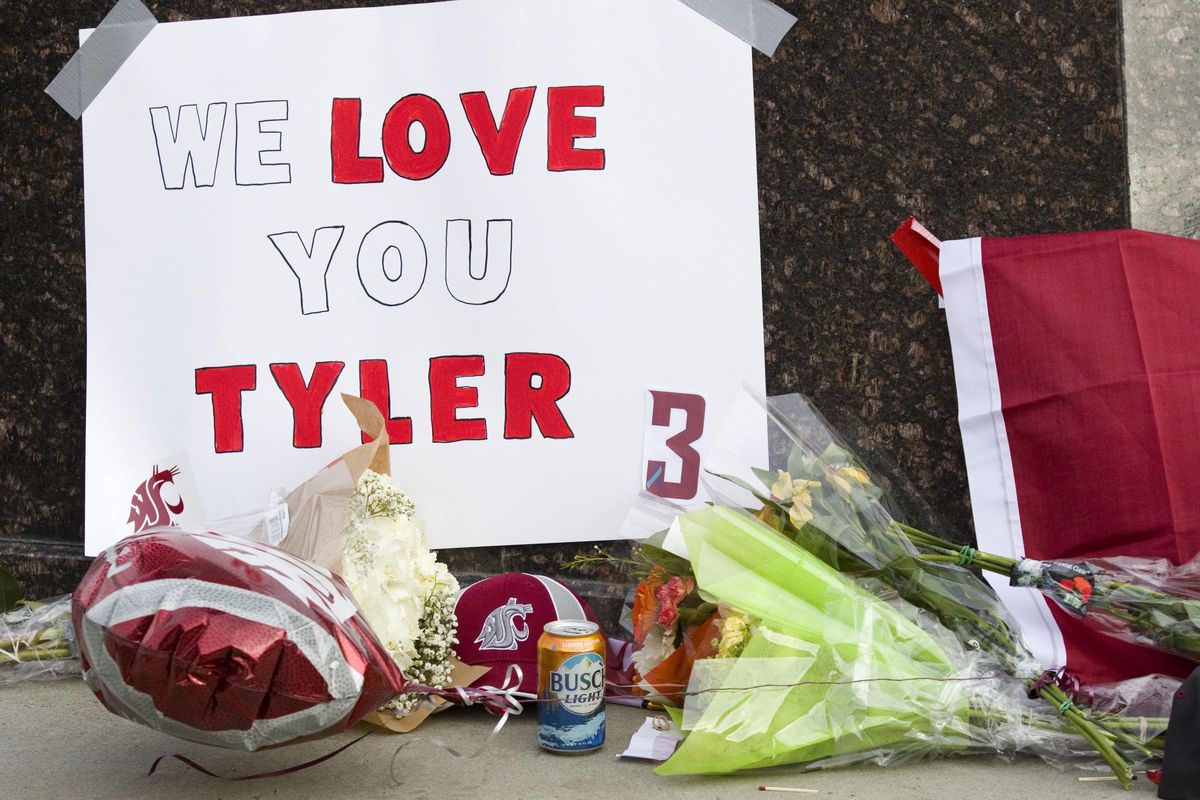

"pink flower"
[655, 576, 696, 628]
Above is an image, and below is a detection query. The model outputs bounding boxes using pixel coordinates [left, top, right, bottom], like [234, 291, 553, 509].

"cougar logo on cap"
[454, 573, 603, 695]
[475, 597, 534, 651]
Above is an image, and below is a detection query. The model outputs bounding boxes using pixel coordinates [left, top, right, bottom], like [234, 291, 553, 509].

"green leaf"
[676, 602, 718, 627]
[707, 470, 779, 509]
[860, 481, 886, 501]
[639, 543, 694, 578]
[819, 443, 856, 467]
[786, 447, 810, 479]
[750, 466, 778, 490]
[0, 566, 22, 613]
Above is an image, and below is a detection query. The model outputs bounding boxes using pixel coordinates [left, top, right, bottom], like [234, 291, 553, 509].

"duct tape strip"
[45, 0, 158, 120]
[675, 0, 797, 57]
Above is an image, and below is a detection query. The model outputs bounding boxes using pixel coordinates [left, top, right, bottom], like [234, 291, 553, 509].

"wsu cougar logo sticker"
[474, 597, 534, 651]
[127, 465, 186, 532]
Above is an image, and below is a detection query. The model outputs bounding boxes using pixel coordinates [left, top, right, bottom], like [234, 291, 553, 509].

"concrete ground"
[1, 680, 1154, 800]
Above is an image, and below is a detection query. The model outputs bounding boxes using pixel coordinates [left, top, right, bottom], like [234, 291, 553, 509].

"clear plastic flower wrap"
[629, 390, 1172, 783]
[0, 595, 79, 685]
[894, 544, 1200, 666]
[700, 392, 1039, 679]
[1043, 553, 1200, 662]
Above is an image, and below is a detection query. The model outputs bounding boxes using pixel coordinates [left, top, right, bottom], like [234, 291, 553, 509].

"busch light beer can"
[537, 620, 606, 753]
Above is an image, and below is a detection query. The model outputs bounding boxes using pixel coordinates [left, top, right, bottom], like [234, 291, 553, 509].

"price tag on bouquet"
[77, 0, 768, 554]
[1010, 559, 1099, 615]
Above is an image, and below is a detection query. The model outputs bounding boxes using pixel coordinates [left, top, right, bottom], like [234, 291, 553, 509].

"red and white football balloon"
[72, 529, 405, 750]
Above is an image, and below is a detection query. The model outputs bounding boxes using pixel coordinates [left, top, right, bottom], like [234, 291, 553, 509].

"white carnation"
[632, 624, 677, 677]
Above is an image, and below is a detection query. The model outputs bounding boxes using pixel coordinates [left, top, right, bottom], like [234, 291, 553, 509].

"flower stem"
[0, 645, 72, 664]
[1036, 683, 1135, 788]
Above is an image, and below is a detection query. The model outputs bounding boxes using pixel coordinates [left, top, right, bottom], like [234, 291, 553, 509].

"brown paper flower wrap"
[258, 394, 483, 732]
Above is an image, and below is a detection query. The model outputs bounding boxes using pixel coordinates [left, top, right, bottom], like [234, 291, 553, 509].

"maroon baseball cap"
[454, 573, 602, 694]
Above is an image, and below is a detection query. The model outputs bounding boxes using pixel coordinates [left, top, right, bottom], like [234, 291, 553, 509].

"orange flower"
[632, 567, 666, 645]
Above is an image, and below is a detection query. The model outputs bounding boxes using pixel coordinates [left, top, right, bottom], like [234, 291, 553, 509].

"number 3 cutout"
[645, 390, 706, 500]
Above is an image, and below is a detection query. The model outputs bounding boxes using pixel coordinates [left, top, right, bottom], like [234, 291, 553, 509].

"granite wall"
[0, 1, 1129, 622]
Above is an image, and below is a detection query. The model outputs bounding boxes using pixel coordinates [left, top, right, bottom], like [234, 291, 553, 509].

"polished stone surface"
[0, 1, 1131, 616]
[1125, 0, 1200, 237]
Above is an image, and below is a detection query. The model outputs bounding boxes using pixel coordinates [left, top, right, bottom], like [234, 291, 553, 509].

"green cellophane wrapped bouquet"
[656, 505, 1170, 778]
[658, 505, 974, 774]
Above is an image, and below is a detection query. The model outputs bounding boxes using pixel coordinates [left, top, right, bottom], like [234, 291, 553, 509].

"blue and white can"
[537, 620, 606, 753]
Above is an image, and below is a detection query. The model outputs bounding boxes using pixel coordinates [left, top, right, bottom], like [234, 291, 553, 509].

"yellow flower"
[828, 465, 871, 497]
[841, 466, 871, 485]
[770, 470, 795, 501]
[788, 498, 815, 529]
[717, 613, 751, 659]
[788, 480, 820, 529]
[770, 471, 820, 529]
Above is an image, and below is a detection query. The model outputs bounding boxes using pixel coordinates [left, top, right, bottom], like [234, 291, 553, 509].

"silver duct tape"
[45, 0, 158, 120]
[43, 0, 791, 121]
[675, 0, 797, 57]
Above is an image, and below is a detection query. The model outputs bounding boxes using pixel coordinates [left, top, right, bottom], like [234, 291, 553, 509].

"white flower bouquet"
[262, 395, 482, 729]
[342, 469, 459, 713]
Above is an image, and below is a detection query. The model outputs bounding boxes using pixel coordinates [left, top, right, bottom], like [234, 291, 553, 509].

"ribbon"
[404, 663, 536, 717]
[605, 637, 647, 706]
[390, 664, 535, 784]
[147, 731, 372, 780]
[147, 667, 1077, 783]
[1028, 666, 1094, 707]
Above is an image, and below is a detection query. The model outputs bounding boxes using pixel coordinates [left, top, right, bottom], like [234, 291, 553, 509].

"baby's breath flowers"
[341, 470, 459, 714]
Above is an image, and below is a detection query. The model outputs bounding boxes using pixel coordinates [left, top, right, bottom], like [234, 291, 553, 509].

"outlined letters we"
[149, 101, 292, 189]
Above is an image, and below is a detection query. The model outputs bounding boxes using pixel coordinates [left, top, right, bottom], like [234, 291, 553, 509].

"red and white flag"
[927, 228, 1200, 683]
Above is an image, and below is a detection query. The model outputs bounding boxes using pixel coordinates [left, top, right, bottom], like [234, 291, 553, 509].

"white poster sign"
[83, 0, 766, 554]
